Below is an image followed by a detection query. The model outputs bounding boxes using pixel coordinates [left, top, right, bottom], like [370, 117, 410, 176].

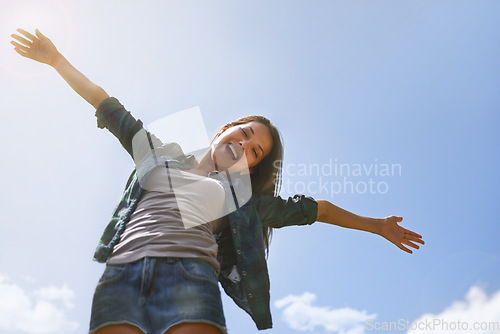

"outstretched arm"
[316, 199, 424, 254]
[11, 28, 108, 109]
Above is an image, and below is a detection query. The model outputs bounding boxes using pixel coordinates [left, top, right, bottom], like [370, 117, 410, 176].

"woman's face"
[211, 121, 273, 173]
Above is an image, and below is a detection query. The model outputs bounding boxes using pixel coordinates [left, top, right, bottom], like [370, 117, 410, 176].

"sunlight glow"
[0, 0, 74, 77]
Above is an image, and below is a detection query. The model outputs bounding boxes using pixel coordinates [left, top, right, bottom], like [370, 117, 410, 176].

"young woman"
[11, 28, 425, 334]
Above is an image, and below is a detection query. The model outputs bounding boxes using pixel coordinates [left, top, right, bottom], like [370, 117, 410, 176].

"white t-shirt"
[107, 166, 227, 272]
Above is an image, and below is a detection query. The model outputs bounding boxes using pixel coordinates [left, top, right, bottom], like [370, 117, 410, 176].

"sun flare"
[0, 0, 74, 76]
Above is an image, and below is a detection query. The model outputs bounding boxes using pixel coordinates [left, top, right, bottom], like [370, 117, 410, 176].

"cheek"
[247, 154, 261, 168]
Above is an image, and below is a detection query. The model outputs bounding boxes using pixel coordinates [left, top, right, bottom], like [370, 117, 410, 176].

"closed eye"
[241, 127, 258, 158]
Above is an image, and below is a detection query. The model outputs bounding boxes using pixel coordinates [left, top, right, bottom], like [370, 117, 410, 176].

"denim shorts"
[89, 257, 227, 334]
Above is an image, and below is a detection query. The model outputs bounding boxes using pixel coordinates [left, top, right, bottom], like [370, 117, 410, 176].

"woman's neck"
[185, 149, 217, 176]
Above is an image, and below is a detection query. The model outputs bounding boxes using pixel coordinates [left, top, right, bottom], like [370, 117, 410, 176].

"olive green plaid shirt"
[93, 97, 318, 330]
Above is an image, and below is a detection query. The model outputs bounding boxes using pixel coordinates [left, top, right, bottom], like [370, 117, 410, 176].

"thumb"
[35, 28, 48, 40]
[387, 215, 403, 222]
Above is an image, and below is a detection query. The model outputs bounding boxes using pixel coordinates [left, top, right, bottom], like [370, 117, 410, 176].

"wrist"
[370, 217, 384, 236]
[50, 51, 65, 68]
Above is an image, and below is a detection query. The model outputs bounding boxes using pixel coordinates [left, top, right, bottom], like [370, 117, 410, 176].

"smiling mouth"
[227, 143, 238, 160]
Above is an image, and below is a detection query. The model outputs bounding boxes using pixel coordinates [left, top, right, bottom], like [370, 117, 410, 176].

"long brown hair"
[213, 115, 284, 256]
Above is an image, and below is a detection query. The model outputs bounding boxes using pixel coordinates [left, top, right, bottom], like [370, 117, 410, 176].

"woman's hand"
[380, 216, 424, 254]
[10, 28, 109, 108]
[316, 200, 425, 254]
[11, 28, 61, 66]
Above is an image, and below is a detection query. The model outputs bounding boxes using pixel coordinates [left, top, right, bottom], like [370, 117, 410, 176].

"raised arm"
[316, 199, 424, 254]
[11, 28, 108, 109]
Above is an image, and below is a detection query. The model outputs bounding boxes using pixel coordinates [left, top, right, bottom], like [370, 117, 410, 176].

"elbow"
[91, 86, 110, 109]
[316, 199, 328, 222]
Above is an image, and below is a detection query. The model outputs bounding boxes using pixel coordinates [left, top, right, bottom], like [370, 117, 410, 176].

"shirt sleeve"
[95, 97, 145, 157]
[255, 194, 318, 228]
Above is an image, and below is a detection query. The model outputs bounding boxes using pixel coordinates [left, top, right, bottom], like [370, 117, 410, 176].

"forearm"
[316, 199, 382, 235]
[51, 53, 109, 109]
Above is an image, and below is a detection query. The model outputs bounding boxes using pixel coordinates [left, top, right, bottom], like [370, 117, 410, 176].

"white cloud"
[275, 292, 377, 334]
[21, 275, 36, 284]
[35, 284, 75, 309]
[406, 286, 500, 334]
[0, 274, 79, 334]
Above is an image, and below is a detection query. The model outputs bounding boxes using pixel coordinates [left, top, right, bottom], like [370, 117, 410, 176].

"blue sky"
[0, 1, 499, 333]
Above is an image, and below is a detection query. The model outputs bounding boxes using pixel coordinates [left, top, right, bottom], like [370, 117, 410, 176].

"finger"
[402, 239, 420, 249]
[405, 234, 425, 244]
[13, 47, 32, 59]
[11, 34, 32, 47]
[35, 28, 49, 41]
[11, 41, 30, 53]
[398, 243, 412, 254]
[17, 28, 37, 42]
[403, 228, 422, 239]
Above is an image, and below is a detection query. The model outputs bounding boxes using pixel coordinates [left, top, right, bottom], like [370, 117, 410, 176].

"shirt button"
[237, 250, 242, 255]
[233, 229, 237, 234]
[248, 293, 253, 299]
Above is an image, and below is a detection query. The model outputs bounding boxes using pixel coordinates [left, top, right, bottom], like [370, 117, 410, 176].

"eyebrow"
[249, 126, 265, 156]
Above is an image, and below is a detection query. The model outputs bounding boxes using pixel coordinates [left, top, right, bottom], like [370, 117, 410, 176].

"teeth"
[229, 143, 237, 160]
